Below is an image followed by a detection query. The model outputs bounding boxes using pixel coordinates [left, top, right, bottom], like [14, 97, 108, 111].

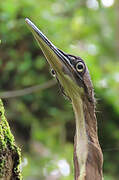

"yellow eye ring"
[76, 62, 84, 72]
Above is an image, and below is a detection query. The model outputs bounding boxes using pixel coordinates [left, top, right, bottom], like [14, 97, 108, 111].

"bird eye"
[76, 62, 85, 72]
[51, 69, 56, 77]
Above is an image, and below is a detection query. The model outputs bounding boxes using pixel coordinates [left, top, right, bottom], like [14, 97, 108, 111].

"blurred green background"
[0, 0, 119, 179]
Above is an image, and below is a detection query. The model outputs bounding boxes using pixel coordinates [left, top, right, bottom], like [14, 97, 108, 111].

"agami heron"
[25, 18, 103, 180]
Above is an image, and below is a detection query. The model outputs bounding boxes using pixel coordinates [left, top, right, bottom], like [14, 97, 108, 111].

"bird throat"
[72, 96, 103, 180]
[72, 97, 88, 180]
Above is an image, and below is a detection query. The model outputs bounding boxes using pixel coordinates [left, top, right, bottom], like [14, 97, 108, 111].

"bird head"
[25, 18, 94, 103]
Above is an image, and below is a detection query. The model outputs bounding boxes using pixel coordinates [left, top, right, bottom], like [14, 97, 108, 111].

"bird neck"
[72, 96, 103, 180]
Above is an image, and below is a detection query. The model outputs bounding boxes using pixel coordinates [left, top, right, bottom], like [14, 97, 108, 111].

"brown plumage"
[25, 18, 103, 180]
[74, 96, 103, 180]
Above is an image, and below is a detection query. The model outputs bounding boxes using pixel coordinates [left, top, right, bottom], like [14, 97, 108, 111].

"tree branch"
[0, 80, 56, 98]
[0, 100, 22, 179]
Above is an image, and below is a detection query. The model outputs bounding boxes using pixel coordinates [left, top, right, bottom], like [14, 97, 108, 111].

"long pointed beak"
[25, 18, 74, 75]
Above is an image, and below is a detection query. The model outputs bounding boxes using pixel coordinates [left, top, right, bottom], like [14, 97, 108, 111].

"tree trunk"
[0, 99, 22, 180]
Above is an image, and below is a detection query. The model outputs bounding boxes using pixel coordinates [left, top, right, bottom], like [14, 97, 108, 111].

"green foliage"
[0, 0, 119, 179]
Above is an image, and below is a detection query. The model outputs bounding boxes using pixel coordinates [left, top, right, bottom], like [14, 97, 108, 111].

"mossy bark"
[0, 99, 22, 180]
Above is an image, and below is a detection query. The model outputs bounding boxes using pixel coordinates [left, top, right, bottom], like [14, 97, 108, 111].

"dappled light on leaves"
[0, 0, 118, 179]
[101, 0, 115, 7]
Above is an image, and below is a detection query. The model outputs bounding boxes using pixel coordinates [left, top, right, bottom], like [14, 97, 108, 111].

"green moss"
[0, 99, 22, 179]
[0, 156, 5, 176]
